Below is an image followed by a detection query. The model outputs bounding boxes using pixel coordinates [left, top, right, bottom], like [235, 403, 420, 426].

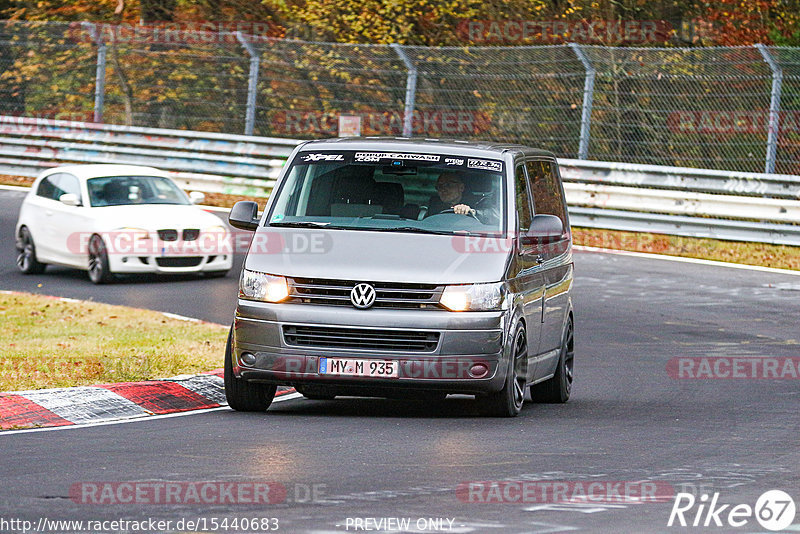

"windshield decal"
[445, 157, 465, 166]
[467, 159, 503, 172]
[300, 153, 345, 162]
[354, 152, 441, 163]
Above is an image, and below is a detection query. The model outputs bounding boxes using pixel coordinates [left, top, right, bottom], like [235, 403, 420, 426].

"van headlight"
[239, 269, 289, 303]
[439, 282, 507, 312]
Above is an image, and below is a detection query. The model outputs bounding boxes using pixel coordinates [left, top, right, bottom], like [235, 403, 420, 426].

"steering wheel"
[437, 208, 481, 222]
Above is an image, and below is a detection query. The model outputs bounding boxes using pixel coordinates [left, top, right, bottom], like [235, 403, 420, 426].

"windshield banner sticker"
[300, 153, 345, 162]
[444, 158, 465, 166]
[467, 159, 503, 172]
[354, 152, 441, 163]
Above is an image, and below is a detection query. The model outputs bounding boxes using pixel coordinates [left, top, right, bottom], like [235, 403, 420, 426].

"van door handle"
[45, 210, 53, 216]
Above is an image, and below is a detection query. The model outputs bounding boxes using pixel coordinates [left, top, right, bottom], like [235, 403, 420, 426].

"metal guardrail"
[1, 115, 799, 246]
[0, 115, 298, 196]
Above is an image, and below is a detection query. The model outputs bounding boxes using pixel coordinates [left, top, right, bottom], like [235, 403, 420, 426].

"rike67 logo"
[668, 490, 796, 531]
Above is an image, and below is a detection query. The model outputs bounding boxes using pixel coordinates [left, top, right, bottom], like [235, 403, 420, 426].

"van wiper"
[365, 226, 461, 236]
[269, 221, 333, 228]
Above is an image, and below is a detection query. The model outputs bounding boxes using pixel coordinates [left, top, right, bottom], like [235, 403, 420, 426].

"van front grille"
[283, 325, 440, 352]
[288, 277, 444, 309]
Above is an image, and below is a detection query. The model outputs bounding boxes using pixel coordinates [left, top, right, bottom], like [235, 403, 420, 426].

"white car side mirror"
[189, 191, 206, 205]
[59, 193, 81, 207]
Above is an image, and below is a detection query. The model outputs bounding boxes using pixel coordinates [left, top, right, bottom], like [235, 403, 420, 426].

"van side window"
[514, 165, 533, 231]
[526, 160, 567, 227]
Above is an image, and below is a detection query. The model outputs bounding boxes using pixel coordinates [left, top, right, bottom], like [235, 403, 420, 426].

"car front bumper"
[232, 301, 511, 395]
[107, 253, 232, 274]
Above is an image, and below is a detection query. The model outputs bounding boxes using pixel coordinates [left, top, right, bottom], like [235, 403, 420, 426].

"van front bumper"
[232, 300, 510, 395]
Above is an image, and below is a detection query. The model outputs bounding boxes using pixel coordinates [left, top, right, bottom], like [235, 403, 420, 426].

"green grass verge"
[0, 292, 227, 392]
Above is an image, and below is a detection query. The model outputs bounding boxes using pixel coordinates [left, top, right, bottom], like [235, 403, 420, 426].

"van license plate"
[319, 358, 398, 378]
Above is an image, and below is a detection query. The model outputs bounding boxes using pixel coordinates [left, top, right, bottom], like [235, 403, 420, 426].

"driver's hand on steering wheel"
[453, 204, 476, 216]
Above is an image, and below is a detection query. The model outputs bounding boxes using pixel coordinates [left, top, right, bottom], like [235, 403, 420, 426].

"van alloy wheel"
[479, 323, 527, 417]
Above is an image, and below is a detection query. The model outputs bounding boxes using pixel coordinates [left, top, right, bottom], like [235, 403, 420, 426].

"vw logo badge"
[350, 283, 377, 309]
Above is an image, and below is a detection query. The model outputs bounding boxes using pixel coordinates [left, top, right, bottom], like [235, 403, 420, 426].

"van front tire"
[224, 327, 277, 412]
[478, 323, 527, 417]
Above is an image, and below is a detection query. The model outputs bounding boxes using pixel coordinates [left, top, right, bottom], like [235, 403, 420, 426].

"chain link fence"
[1, 21, 799, 175]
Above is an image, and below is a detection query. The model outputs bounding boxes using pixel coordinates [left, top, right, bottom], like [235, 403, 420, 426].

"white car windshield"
[87, 176, 190, 207]
[268, 151, 506, 235]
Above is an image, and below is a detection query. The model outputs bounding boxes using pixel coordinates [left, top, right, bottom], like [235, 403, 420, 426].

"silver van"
[226, 138, 574, 417]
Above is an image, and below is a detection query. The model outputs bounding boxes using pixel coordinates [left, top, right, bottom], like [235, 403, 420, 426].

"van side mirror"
[228, 201, 260, 231]
[189, 191, 206, 204]
[521, 214, 564, 246]
[59, 193, 81, 207]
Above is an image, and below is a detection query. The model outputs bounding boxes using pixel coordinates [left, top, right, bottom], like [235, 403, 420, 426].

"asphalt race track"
[1, 188, 799, 533]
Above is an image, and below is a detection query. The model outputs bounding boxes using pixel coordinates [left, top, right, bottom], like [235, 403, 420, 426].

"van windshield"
[268, 150, 506, 235]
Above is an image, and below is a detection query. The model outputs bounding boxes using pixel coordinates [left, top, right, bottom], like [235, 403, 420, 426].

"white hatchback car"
[15, 164, 233, 283]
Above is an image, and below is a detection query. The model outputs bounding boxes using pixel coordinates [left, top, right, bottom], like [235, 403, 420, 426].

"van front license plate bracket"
[318, 357, 399, 378]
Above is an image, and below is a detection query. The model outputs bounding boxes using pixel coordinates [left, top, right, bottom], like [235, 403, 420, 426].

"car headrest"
[374, 182, 404, 209]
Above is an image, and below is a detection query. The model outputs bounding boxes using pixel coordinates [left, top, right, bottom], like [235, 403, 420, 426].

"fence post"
[237, 32, 260, 136]
[390, 44, 417, 137]
[755, 44, 782, 174]
[82, 22, 106, 123]
[569, 43, 595, 160]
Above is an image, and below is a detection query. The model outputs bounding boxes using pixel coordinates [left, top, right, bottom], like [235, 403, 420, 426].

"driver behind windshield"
[427, 172, 498, 224]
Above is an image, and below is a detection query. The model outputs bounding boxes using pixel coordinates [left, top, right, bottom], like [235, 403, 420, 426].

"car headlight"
[440, 282, 507, 312]
[117, 227, 150, 240]
[204, 224, 227, 235]
[239, 269, 289, 303]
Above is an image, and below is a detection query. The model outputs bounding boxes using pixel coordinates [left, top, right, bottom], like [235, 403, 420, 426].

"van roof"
[298, 137, 556, 159]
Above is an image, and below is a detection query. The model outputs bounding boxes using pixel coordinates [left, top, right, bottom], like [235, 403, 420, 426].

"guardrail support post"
[755, 44, 782, 174]
[237, 32, 260, 136]
[82, 22, 106, 123]
[390, 44, 417, 138]
[569, 43, 595, 160]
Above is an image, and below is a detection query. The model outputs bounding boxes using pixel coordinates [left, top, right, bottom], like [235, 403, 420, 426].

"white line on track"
[0, 392, 303, 436]
[574, 245, 800, 276]
[0, 184, 30, 192]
